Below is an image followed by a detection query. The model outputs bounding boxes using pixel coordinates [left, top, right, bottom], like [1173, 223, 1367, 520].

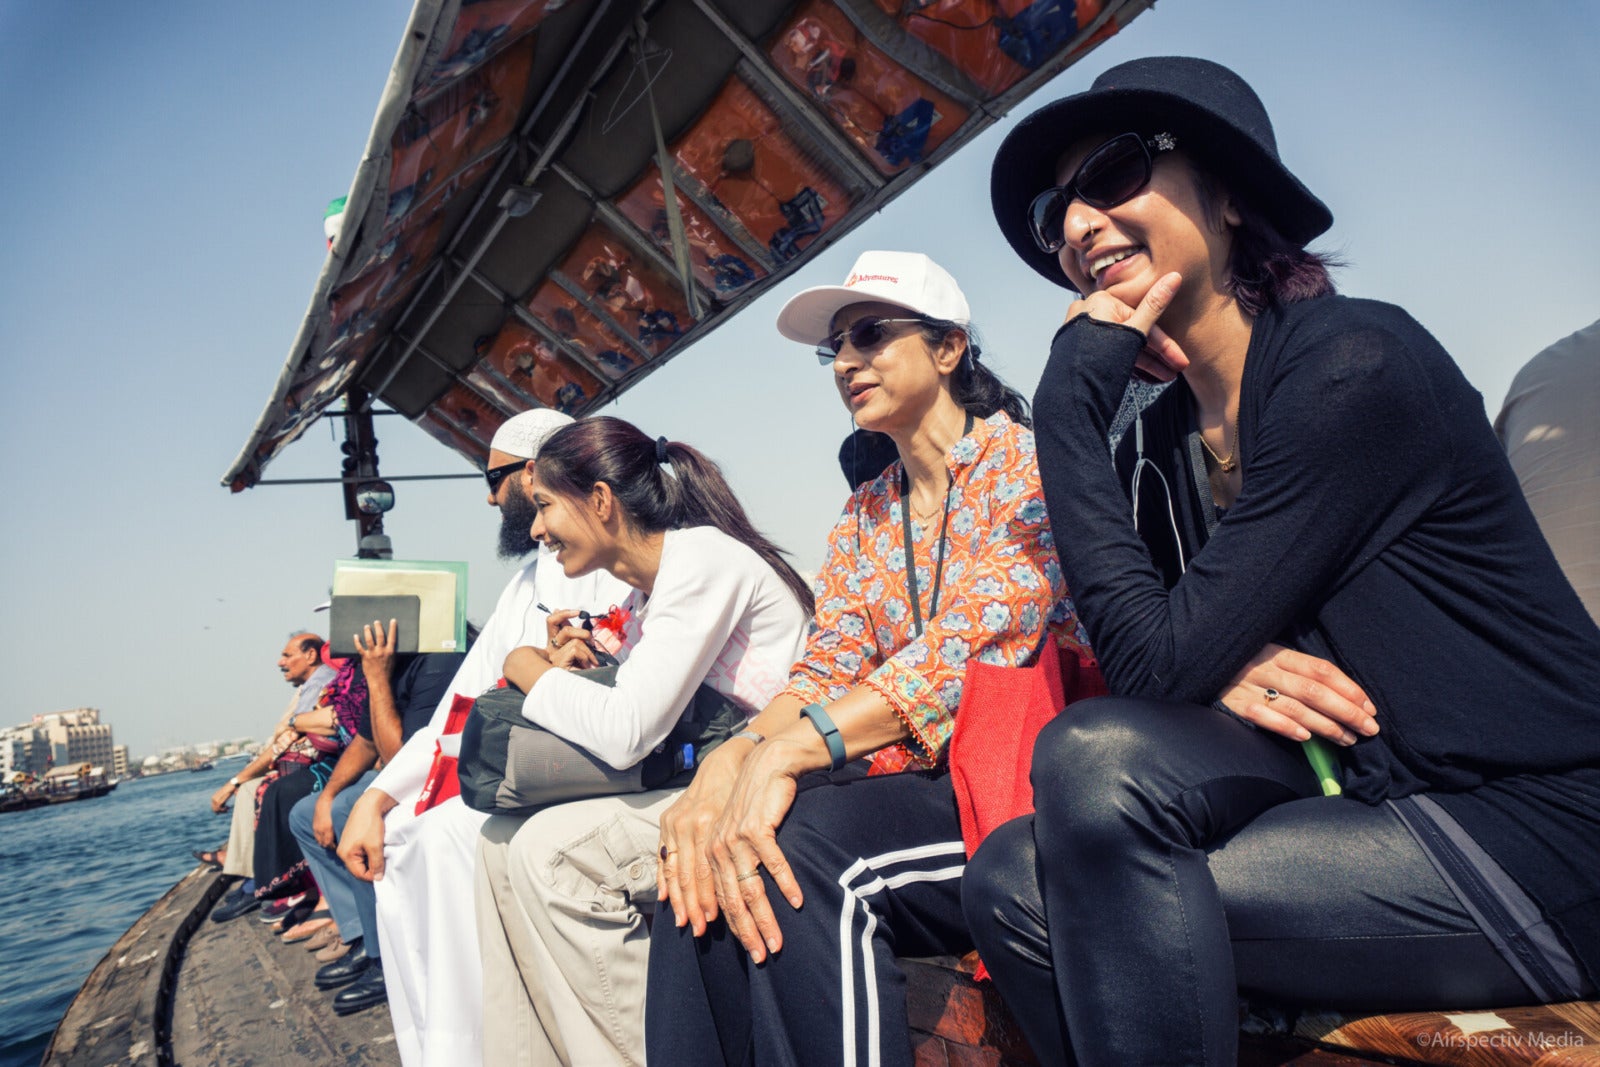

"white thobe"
[372, 546, 629, 1067]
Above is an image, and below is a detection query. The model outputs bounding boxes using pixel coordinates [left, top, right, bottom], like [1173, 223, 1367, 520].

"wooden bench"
[903, 954, 1600, 1066]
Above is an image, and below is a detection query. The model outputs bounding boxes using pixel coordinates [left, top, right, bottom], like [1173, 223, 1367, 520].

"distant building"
[112, 745, 129, 777]
[33, 708, 115, 771]
[0, 731, 32, 776]
[0, 726, 50, 776]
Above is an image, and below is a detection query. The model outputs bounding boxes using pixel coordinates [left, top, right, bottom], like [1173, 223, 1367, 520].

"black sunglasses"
[484, 459, 526, 494]
[1027, 131, 1177, 254]
[815, 316, 926, 365]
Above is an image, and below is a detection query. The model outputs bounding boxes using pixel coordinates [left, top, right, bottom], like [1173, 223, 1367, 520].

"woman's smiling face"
[528, 472, 612, 577]
[1050, 135, 1236, 311]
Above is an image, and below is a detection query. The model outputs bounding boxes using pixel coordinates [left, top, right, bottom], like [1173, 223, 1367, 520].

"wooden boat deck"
[45, 866, 1599, 1066]
[43, 868, 399, 1067]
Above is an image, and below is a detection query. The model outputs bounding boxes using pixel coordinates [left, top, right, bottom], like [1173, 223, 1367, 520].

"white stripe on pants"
[836, 842, 967, 1067]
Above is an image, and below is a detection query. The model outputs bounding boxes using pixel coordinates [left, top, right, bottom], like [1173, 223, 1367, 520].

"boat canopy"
[222, 0, 1153, 490]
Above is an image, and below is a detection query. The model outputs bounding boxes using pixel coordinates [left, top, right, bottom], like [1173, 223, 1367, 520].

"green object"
[1302, 737, 1343, 796]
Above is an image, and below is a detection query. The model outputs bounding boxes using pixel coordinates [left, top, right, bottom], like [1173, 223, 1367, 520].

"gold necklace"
[907, 482, 948, 522]
[1199, 418, 1238, 473]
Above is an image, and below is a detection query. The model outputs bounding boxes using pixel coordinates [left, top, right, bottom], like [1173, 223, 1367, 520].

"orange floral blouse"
[782, 411, 1091, 773]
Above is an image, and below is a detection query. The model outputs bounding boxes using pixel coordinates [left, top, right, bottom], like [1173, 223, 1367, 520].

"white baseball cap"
[775, 250, 970, 346]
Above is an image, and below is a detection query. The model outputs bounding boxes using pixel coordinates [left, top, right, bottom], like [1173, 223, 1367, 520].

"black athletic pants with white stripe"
[646, 767, 970, 1067]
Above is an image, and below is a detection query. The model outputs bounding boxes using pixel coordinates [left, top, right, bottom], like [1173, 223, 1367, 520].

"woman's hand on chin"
[656, 742, 750, 935]
[1217, 642, 1380, 746]
[1067, 272, 1189, 382]
[707, 739, 809, 963]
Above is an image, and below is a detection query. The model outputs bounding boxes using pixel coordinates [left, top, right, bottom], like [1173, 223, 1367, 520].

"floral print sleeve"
[783, 494, 880, 706]
[781, 414, 1091, 771]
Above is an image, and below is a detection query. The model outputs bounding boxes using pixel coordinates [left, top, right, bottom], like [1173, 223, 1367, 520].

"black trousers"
[646, 768, 972, 1067]
[251, 763, 324, 898]
[962, 696, 1537, 1067]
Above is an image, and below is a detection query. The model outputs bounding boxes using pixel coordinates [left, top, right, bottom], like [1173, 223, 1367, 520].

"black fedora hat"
[991, 56, 1333, 289]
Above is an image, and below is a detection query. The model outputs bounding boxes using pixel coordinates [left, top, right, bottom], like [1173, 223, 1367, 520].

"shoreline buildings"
[1, 708, 115, 778]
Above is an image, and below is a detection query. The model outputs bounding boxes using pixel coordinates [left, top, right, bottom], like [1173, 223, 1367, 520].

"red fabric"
[948, 643, 1107, 980]
[414, 691, 480, 815]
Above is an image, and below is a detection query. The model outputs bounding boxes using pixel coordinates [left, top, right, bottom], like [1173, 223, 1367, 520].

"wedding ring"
[1263, 687, 1281, 702]
[735, 868, 762, 882]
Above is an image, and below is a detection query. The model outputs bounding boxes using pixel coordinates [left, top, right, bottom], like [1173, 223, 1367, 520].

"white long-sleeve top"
[371, 544, 630, 803]
[521, 526, 808, 770]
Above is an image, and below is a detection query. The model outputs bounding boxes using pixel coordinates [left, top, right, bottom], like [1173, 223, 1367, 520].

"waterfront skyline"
[2, 2, 1597, 757]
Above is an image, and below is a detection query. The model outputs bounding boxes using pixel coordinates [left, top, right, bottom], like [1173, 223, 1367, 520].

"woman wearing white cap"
[645, 250, 1092, 1066]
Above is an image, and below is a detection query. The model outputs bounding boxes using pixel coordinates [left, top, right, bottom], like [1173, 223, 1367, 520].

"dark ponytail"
[918, 320, 1031, 429]
[534, 416, 814, 614]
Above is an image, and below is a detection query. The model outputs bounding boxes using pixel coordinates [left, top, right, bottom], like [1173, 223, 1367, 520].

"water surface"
[0, 766, 233, 1067]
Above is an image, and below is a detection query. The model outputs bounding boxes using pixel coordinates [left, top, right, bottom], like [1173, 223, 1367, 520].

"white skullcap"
[490, 409, 574, 460]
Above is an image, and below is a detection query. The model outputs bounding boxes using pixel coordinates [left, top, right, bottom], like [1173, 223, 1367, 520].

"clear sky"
[2, 2, 1596, 757]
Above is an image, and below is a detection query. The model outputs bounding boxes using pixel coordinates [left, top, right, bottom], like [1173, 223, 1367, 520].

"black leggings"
[962, 696, 1537, 1067]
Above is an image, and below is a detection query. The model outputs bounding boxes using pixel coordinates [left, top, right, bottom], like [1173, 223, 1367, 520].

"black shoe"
[331, 966, 387, 1016]
[314, 937, 370, 989]
[277, 896, 318, 931]
[210, 887, 262, 924]
[257, 892, 307, 924]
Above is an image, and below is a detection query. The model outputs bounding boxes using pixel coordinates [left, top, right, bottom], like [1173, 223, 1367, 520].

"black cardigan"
[1033, 294, 1600, 983]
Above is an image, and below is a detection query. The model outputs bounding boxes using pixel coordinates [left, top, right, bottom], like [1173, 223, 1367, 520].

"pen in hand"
[537, 604, 619, 667]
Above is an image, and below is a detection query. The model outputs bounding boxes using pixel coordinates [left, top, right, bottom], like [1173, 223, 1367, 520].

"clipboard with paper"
[330, 558, 467, 655]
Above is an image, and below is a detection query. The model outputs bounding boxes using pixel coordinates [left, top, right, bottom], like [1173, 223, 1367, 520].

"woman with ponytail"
[645, 251, 1092, 1066]
[474, 414, 810, 1067]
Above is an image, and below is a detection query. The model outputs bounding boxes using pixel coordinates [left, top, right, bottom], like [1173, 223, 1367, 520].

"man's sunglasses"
[815, 317, 926, 365]
[484, 459, 526, 494]
[1027, 131, 1177, 254]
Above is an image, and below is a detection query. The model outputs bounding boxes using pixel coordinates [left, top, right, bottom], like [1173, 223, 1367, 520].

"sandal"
[191, 848, 225, 871]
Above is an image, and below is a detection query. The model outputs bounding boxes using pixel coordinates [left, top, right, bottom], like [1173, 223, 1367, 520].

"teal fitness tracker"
[800, 703, 847, 771]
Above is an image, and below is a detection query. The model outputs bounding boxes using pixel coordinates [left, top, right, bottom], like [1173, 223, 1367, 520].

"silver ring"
[1263, 687, 1281, 702]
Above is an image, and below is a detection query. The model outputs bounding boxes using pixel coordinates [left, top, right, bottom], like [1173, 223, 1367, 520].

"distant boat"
[0, 788, 47, 813]
[191, 761, 215, 772]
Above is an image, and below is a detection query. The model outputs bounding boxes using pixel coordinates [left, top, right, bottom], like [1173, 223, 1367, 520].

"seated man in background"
[201, 633, 336, 918]
[289, 617, 464, 1016]
[1496, 317, 1600, 624]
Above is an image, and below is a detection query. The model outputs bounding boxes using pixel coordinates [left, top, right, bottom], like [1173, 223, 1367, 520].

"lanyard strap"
[901, 412, 972, 638]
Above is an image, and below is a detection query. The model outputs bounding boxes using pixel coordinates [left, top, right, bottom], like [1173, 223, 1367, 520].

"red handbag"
[940, 643, 1107, 857]
[414, 691, 481, 815]
[948, 642, 1106, 980]
[949, 643, 1107, 865]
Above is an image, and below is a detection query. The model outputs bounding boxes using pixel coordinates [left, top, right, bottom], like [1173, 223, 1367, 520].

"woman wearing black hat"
[968, 56, 1600, 1065]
